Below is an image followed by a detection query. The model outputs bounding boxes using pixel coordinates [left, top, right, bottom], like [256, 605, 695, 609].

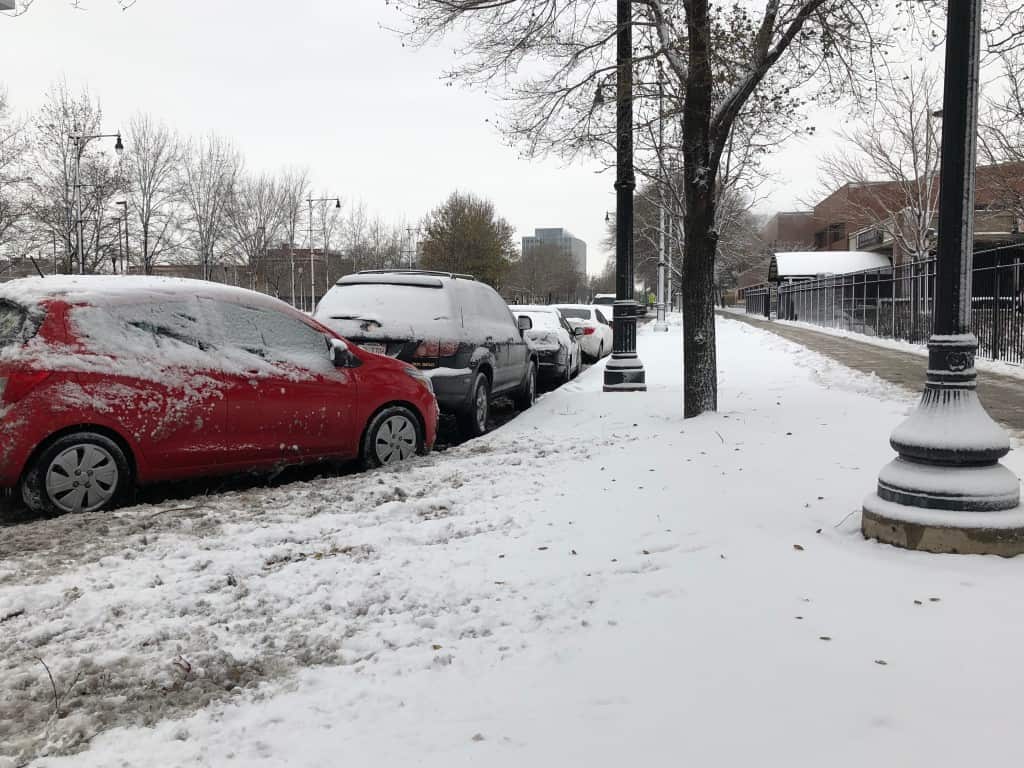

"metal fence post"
[892, 269, 897, 339]
[993, 264, 1002, 361]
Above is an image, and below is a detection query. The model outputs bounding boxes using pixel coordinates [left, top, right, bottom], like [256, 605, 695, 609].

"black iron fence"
[743, 247, 1024, 364]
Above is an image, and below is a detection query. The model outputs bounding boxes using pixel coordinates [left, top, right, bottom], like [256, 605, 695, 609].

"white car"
[509, 305, 583, 385]
[555, 304, 614, 362]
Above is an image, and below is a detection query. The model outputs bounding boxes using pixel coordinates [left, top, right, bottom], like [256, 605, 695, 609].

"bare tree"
[177, 133, 240, 279]
[124, 113, 180, 274]
[343, 198, 370, 271]
[0, 86, 28, 255]
[983, 0, 1024, 56]
[277, 167, 309, 303]
[225, 170, 285, 289]
[979, 50, 1024, 225]
[5, 0, 138, 13]
[818, 69, 943, 263]
[391, 0, 891, 417]
[24, 80, 122, 274]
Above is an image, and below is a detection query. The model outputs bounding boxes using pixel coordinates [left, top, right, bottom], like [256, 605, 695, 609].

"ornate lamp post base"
[862, 336, 1024, 556]
[603, 352, 647, 391]
[653, 301, 669, 333]
[863, 496, 1024, 557]
[604, 300, 647, 392]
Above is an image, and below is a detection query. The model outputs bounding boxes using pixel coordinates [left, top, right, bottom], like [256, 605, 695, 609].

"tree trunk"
[681, 217, 718, 417]
[681, 0, 720, 418]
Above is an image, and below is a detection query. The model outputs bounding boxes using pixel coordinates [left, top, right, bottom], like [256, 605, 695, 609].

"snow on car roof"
[509, 305, 561, 314]
[0, 275, 271, 306]
[336, 273, 446, 288]
[769, 251, 892, 281]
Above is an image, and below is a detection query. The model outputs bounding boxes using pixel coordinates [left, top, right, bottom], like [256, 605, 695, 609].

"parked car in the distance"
[0, 276, 439, 516]
[509, 305, 582, 385]
[556, 304, 614, 362]
[315, 270, 538, 438]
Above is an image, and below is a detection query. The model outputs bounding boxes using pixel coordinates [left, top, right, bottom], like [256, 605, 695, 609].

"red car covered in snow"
[0, 276, 438, 515]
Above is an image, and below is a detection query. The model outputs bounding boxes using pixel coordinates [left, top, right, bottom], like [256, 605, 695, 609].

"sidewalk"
[721, 310, 1024, 435]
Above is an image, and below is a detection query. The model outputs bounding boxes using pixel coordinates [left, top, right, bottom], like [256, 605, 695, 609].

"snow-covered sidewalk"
[5, 315, 1024, 767]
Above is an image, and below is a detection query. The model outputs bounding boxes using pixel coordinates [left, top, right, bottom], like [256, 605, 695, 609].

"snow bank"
[4, 316, 1024, 767]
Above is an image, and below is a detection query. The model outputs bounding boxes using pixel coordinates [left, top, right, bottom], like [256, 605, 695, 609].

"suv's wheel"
[457, 372, 491, 438]
[362, 406, 423, 470]
[21, 432, 131, 515]
[513, 361, 537, 410]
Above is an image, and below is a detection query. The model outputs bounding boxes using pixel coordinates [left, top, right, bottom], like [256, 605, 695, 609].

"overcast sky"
[1, 0, 843, 275]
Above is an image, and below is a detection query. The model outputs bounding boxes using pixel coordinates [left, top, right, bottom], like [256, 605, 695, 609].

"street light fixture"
[69, 128, 123, 274]
[307, 196, 341, 312]
[861, 0, 1024, 555]
[603, 0, 646, 392]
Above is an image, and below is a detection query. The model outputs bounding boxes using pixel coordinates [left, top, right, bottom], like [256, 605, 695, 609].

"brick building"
[759, 211, 817, 251]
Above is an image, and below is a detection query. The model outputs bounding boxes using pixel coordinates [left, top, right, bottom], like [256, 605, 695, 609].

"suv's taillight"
[414, 340, 459, 358]
[1, 371, 51, 404]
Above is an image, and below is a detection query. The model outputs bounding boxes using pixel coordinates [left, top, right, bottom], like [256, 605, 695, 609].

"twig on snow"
[34, 657, 60, 718]
[833, 509, 857, 529]
[0, 608, 25, 623]
[148, 504, 203, 518]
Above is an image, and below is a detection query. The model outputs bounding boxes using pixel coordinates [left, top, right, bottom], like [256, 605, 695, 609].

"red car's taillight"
[1, 370, 52, 404]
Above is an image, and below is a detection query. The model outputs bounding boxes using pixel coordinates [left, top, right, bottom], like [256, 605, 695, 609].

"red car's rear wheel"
[22, 432, 132, 515]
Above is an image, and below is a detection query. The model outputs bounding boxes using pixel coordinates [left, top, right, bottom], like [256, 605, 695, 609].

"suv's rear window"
[316, 283, 456, 340]
[522, 312, 561, 331]
[0, 300, 32, 347]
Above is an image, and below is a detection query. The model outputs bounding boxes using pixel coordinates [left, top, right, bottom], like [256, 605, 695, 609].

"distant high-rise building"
[521, 228, 587, 275]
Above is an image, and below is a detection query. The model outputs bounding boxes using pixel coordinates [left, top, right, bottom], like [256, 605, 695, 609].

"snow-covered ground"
[5, 315, 1024, 767]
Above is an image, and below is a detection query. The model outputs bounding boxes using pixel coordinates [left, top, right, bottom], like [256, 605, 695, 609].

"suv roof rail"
[355, 269, 476, 281]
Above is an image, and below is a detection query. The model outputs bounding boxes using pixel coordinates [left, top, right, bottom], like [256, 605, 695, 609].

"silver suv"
[315, 270, 538, 437]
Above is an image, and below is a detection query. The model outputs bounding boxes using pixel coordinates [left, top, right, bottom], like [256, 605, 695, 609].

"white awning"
[769, 251, 892, 282]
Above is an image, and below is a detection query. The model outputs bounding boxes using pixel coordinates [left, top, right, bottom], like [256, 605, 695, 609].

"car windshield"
[522, 312, 561, 331]
[316, 283, 455, 340]
[556, 307, 590, 320]
[0, 300, 29, 347]
[592, 296, 615, 306]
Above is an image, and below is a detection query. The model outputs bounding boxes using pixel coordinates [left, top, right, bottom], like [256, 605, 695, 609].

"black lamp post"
[116, 200, 129, 274]
[603, 0, 646, 392]
[862, 0, 1024, 555]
